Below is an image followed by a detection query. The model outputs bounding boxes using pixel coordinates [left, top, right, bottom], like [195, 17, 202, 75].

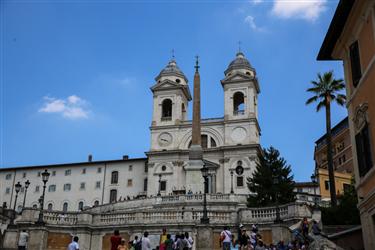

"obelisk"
[186, 56, 205, 193]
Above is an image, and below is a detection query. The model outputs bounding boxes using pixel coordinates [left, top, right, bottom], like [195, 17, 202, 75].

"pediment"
[150, 79, 192, 100]
[221, 72, 253, 83]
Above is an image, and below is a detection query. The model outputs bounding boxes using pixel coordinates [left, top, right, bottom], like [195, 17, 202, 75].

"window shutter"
[349, 41, 362, 87]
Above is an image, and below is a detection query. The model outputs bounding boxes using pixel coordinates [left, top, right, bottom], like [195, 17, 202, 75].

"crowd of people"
[219, 218, 321, 250]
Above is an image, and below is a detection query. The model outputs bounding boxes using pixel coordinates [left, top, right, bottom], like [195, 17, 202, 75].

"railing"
[234, 110, 245, 115]
[43, 212, 78, 225]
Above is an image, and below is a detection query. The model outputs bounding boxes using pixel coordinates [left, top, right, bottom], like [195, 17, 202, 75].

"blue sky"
[1, 0, 347, 181]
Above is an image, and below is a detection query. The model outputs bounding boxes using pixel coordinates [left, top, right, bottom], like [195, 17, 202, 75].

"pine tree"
[247, 147, 295, 207]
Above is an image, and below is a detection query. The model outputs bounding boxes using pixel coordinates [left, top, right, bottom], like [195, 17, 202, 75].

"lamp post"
[273, 177, 282, 224]
[37, 169, 50, 225]
[230, 170, 234, 194]
[157, 174, 162, 196]
[13, 182, 22, 211]
[200, 164, 210, 224]
[22, 180, 30, 209]
[311, 174, 318, 208]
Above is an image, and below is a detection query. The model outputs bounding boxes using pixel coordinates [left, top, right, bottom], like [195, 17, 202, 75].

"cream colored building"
[318, 1, 375, 249]
[0, 52, 261, 212]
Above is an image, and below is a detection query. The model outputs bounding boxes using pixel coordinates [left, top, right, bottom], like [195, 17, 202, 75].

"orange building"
[318, 1, 375, 249]
[314, 117, 353, 202]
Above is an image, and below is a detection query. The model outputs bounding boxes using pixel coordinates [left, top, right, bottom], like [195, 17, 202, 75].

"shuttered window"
[356, 123, 373, 177]
[349, 41, 362, 87]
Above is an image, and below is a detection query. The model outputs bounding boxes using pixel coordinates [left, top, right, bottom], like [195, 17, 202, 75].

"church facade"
[0, 52, 261, 212]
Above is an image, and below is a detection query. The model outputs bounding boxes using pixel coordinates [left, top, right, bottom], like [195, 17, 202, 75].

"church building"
[0, 51, 261, 212]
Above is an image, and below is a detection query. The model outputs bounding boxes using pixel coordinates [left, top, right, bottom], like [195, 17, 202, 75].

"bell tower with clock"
[149, 57, 192, 151]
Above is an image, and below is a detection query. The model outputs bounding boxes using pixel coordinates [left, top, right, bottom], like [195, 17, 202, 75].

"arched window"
[161, 99, 172, 120]
[233, 92, 245, 115]
[110, 189, 117, 203]
[32, 204, 38, 209]
[188, 134, 217, 149]
[78, 201, 84, 210]
[210, 137, 217, 148]
[94, 200, 99, 207]
[47, 203, 53, 211]
[111, 171, 118, 184]
[181, 103, 186, 119]
[63, 202, 68, 212]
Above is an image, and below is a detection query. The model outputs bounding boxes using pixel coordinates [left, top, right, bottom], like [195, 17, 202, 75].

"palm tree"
[306, 71, 346, 207]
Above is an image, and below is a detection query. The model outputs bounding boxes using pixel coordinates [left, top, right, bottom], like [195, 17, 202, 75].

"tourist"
[301, 218, 309, 239]
[178, 233, 189, 250]
[17, 229, 29, 250]
[255, 240, 265, 250]
[230, 235, 239, 250]
[111, 230, 122, 250]
[118, 239, 128, 250]
[160, 228, 167, 250]
[276, 240, 286, 250]
[312, 220, 321, 235]
[220, 226, 232, 250]
[142, 231, 151, 250]
[184, 232, 193, 250]
[239, 229, 249, 250]
[67, 236, 80, 250]
[164, 234, 173, 250]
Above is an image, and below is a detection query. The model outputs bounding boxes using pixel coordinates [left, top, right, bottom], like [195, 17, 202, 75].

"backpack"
[134, 239, 142, 250]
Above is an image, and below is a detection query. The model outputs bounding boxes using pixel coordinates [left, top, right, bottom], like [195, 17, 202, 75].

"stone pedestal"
[28, 226, 48, 250]
[2, 227, 18, 249]
[196, 226, 213, 250]
[185, 157, 204, 194]
[271, 224, 291, 243]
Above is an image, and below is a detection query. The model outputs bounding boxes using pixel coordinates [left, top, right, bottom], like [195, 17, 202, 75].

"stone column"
[196, 225, 213, 249]
[2, 227, 18, 249]
[186, 57, 204, 193]
[28, 226, 49, 250]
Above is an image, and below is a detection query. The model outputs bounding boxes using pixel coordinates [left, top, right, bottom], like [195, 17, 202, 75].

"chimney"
[88, 154, 93, 162]
[123, 155, 129, 160]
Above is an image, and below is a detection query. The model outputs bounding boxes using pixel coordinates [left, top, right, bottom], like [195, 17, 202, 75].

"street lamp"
[311, 174, 318, 208]
[230, 170, 234, 194]
[13, 182, 22, 211]
[157, 174, 162, 196]
[37, 169, 50, 225]
[22, 180, 30, 209]
[273, 177, 282, 224]
[200, 164, 209, 224]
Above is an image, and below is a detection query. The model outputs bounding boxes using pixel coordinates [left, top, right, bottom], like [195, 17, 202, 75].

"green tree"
[306, 71, 346, 207]
[247, 147, 295, 207]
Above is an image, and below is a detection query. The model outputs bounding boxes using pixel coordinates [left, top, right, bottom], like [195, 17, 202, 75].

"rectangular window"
[356, 123, 373, 177]
[96, 181, 101, 189]
[297, 188, 303, 193]
[37, 172, 41, 177]
[22, 172, 26, 178]
[129, 165, 133, 171]
[349, 41, 362, 87]
[236, 176, 244, 187]
[160, 180, 166, 191]
[5, 187, 10, 194]
[80, 182, 85, 190]
[324, 180, 330, 190]
[48, 185, 56, 192]
[144, 178, 148, 192]
[144, 163, 148, 173]
[52, 171, 56, 176]
[110, 189, 117, 203]
[65, 169, 71, 176]
[5, 174, 12, 180]
[127, 179, 133, 187]
[64, 183, 71, 191]
[35, 185, 40, 192]
[82, 168, 86, 174]
[111, 171, 119, 184]
[20, 187, 25, 193]
[97, 167, 102, 173]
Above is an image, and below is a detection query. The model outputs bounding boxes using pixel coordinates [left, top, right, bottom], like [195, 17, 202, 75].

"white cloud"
[271, 0, 327, 21]
[252, 0, 263, 4]
[244, 15, 265, 32]
[39, 95, 90, 120]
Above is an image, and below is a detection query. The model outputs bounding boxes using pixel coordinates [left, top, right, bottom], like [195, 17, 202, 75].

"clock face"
[158, 132, 173, 146]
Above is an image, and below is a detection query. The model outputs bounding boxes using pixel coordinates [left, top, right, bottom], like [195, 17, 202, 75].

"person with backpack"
[133, 235, 142, 250]
[220, 226, 232, 250]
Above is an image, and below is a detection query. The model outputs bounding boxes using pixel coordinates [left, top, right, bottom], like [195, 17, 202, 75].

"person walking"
[220, 226, 232, 250]
[111, 230, 122, 250]
[184, 232, 193, 250]
[164, 234, 174, 250]
[18, 230, 29, 250]
[160, 228, 167, 250]
[312, 220, 321, 235]
[67, 236, 80, 250]
[141, 231, 151, 250]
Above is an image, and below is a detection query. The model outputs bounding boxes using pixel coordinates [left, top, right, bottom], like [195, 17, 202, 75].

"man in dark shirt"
[239, 229, 250, 248]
